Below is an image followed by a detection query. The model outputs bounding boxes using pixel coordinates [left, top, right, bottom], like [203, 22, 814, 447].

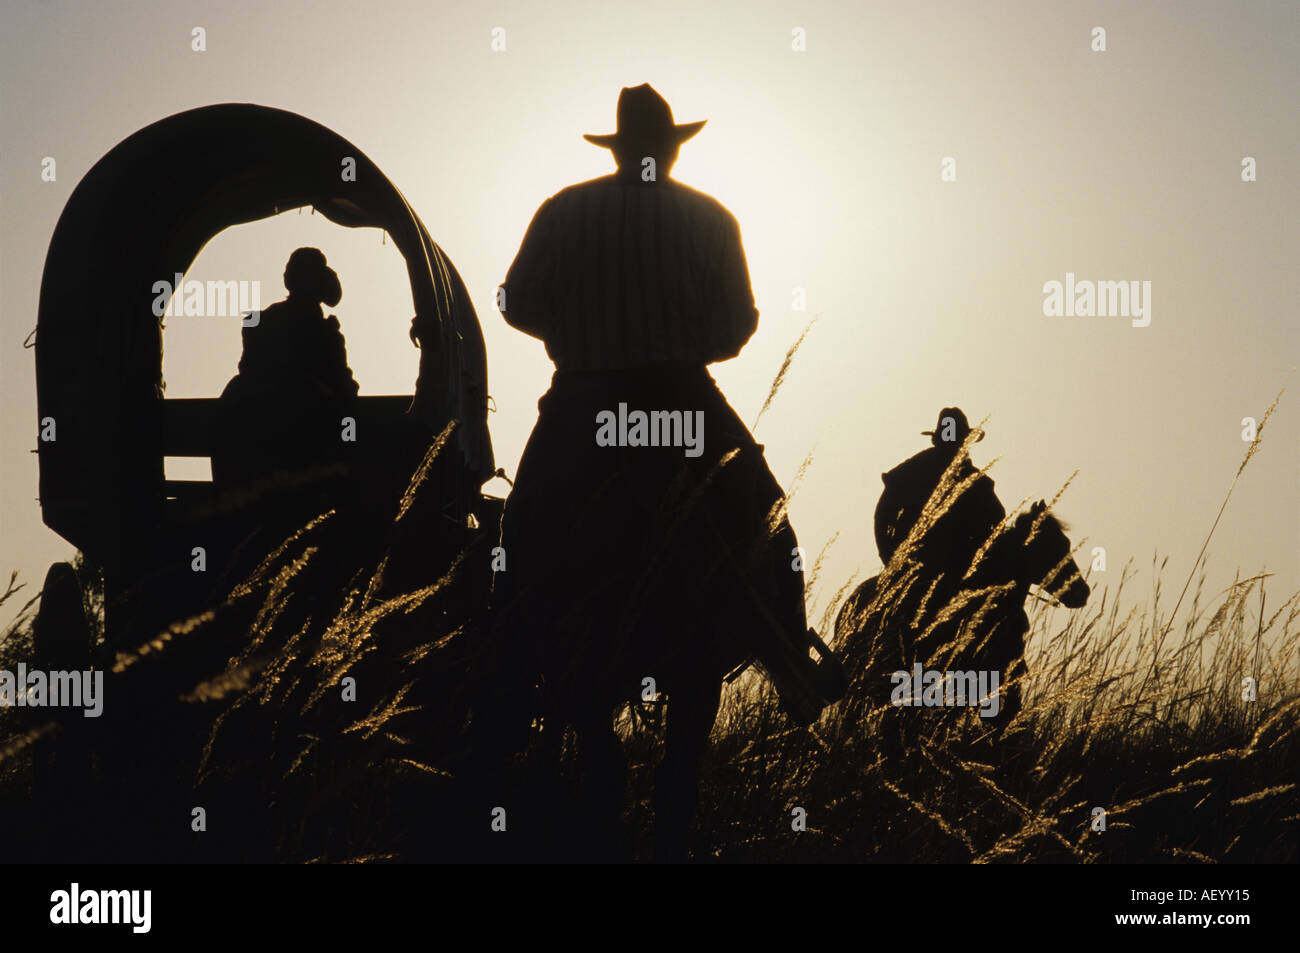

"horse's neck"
[976, 521, 1036, 599]
[1011, 517, 1066, 597]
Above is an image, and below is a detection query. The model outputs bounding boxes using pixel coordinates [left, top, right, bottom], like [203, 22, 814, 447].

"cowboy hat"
[584, 84, 706, 150]
[921, 406, 984, 446]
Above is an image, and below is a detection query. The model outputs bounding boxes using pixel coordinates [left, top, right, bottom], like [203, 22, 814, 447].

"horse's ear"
[1031, 500, 1046, 514]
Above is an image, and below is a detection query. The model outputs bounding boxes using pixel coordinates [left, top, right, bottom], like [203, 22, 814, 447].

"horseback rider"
[841, 410, 1087, 745]
[875, 406, 1006, 581]
[493, 84, 823, 721]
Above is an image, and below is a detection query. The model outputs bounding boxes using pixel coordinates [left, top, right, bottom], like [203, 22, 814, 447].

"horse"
[469, 374, 838, 862]
[834, 500, 1089, 749]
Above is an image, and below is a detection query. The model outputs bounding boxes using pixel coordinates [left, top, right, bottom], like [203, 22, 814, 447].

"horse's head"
[1016, 501, 1089, 608]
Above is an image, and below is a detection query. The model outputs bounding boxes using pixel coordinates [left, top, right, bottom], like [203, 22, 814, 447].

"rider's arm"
[703, 210, 759, 363]
[965, 475, 1007, 552]
[500, 198, 557, 341]
[874, 475, 901, 565]
[322, 315, 360, 398]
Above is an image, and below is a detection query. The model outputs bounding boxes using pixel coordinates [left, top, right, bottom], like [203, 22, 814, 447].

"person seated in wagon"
[213, 246, 359, 490]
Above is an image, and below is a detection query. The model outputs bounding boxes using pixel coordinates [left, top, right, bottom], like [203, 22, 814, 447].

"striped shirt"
[500, 174, 759, 370]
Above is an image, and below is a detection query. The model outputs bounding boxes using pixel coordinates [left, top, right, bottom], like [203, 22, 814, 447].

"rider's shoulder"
[550, 174, 620, 203]
[886, 449, 938, 481]
[669, 181, 738, 221]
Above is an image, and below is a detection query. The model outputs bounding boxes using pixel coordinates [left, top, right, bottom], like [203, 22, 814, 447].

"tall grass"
[694, 386, 1297, 863]
[697, 556, 1298, 862]
[1, 374, 1295, 863]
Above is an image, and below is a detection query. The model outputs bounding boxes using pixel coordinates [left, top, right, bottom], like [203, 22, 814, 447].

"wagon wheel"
[31, 561, 93, 798]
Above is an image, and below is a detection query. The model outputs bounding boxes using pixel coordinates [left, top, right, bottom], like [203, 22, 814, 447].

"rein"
[1028, 588, 1066, 608]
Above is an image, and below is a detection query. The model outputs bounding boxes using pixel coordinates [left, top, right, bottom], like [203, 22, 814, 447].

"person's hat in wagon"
[283, 246, 341, 307]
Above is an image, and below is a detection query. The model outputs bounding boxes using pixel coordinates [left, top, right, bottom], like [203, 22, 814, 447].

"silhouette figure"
[213, 247, 359, 491]
[482, 84, 842, 861]
[837, 410, 1090, 754]
[875, 407, 1005, 576]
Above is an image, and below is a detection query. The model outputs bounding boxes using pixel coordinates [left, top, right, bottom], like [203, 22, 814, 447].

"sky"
[2, 0, 1296, 643]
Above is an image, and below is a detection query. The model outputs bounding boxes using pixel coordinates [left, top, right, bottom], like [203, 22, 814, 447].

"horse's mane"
[1016, 508, 1070, 535]
[1045, 513, 1070, 533]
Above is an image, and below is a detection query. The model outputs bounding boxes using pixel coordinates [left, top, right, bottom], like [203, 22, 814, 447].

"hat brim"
[584, 120, 706, 149]
[921, 429, 984, 442]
